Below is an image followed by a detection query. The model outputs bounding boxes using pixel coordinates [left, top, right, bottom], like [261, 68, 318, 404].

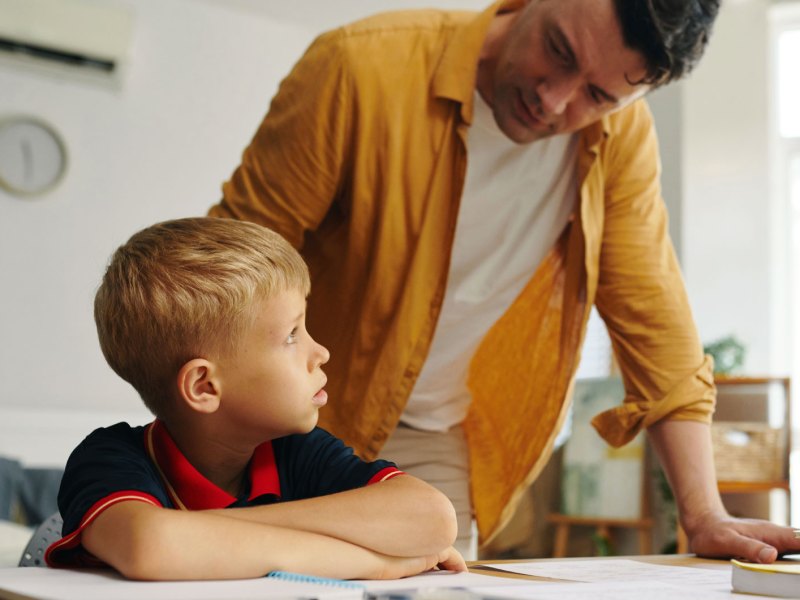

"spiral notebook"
[267, 570, 366, 599]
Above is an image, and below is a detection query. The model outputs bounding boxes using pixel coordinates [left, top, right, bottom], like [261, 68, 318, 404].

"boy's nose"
[314, 341, 330, 368]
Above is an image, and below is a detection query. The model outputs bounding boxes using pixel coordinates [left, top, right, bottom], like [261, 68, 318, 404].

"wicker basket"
[711, 422, 784, 482]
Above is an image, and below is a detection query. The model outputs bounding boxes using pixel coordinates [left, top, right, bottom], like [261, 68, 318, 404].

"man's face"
[480, 0, 650, 143]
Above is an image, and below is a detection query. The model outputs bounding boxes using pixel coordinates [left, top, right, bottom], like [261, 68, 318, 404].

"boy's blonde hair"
[94, 217, 310, 416]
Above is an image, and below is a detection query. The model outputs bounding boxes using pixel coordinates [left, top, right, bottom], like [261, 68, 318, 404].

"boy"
[46, 217, 465, 580]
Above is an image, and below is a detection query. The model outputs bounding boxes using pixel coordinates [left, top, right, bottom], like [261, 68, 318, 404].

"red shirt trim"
[368, 467, 404, 485]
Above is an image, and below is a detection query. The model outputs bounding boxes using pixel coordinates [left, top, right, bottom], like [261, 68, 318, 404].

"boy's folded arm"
[209, 474, 459, 557]
[81, 500, 464, 581]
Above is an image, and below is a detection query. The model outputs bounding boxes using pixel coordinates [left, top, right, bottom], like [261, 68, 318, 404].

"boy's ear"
[176, 359, 221, 414]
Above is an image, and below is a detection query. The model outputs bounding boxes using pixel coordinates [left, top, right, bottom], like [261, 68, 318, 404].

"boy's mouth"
[312, 388, 328, 407]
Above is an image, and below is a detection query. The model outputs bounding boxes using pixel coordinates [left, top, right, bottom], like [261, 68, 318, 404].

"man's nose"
[536, 75, 581, 116]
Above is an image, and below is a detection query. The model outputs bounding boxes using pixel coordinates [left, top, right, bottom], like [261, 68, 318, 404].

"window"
[778, 29, 800, 138]
[772, 2, 800, 524]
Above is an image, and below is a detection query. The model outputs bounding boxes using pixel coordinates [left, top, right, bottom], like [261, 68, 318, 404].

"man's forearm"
[648, 416, 800, 562]
[647, 419, 727, 533]
[210, 475, 458, 556]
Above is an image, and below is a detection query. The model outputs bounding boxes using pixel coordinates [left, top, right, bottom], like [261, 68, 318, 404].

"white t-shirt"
[400, 93, 578, 432]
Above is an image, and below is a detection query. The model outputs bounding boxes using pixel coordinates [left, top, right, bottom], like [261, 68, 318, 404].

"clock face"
[0, 117, 68, 197]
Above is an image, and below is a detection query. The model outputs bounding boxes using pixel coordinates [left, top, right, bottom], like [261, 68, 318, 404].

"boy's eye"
[286, 328, 298, 344]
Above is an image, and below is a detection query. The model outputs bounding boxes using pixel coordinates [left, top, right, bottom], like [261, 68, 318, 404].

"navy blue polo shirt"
[46, 420, 402, 567]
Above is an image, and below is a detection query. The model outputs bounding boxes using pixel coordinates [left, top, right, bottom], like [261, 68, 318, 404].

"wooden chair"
[548, 456, 654, 557]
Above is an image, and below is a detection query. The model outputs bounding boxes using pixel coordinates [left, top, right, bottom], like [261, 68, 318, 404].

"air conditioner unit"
[0, 0, 134, 86]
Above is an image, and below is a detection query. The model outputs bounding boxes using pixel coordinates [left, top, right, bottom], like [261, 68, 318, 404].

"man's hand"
[649, 420, 800, 563]
[686, 511, 800, 563]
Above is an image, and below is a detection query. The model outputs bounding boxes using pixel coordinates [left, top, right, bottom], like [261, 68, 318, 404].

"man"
[210, 0, 800, 560]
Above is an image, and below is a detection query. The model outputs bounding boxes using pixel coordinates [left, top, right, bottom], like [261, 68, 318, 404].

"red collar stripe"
[145, 420, 281, 510]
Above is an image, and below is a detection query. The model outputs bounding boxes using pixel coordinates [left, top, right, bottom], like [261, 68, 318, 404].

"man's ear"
[176, 358, 221, 414]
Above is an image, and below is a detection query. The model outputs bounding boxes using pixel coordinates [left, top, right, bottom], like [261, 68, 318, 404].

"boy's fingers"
[436, 547, 467, 572]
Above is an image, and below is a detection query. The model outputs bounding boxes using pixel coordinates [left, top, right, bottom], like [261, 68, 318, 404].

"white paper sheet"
[356, 570, 541, 592]
[466, 580, 735, 599]
[0, 567, 362, 600]
[477, 558, 730, 590]
[0, 568, 538, 600]
[0, 563, 739, 600]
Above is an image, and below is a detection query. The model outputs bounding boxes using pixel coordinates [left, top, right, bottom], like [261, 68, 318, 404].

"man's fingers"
[756, 546, 779, 563]
[693, 528, 777, 563]
[728, 522, 800, 561]
[729, 536, 777, 564]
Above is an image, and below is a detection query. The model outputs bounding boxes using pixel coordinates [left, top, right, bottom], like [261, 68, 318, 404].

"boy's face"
[215, 288, 330, 442]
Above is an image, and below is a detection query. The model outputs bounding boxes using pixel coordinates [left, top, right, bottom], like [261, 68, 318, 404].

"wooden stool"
[548, 513, 654, 557]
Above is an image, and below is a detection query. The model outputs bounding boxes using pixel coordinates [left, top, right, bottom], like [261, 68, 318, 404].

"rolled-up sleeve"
[592, 355, 715, 446]
[590, 100, 716, 447]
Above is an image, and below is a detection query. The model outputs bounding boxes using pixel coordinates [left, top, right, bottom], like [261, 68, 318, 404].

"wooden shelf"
[717, 480, 790, 494]
[713, 376, 791, 490]
[714, 375, 790, 386]
[548, 514, 653, 529]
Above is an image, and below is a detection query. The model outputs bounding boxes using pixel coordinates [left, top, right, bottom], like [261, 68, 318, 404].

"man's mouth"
[516, 89, 552, 131]
[516, 89, 540, 125]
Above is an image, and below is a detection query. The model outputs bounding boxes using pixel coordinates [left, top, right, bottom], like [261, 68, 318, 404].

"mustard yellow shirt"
[209, 1, 715, 544]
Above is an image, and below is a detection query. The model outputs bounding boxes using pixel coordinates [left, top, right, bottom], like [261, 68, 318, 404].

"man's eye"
[549, 38, 569, 65]
[588, 88, 608, 105]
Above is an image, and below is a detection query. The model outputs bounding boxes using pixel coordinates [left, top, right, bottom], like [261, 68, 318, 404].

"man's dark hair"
[614, 0, 721, 87]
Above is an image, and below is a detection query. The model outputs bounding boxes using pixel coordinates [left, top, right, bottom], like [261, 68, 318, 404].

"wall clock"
[0, 116, 68, 197]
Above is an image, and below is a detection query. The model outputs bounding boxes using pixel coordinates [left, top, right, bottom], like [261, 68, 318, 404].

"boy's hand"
[373, 546, 466, 579]
[434, 546, 467, 572]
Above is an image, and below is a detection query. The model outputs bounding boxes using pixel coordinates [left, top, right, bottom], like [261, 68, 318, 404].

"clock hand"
[21, 138, 33, 185]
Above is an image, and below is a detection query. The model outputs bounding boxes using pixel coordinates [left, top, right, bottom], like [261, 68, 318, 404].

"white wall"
[648, 84, 684, 260]
[0, 0, 317, 465]
[682, 0, 782, 374]
[0, 0, 485, 467]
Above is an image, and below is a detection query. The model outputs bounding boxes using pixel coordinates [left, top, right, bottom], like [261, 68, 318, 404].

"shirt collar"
[432, 0, 520, 126]
[583, 116, 610, 155]
[144, 420, 281, 510]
